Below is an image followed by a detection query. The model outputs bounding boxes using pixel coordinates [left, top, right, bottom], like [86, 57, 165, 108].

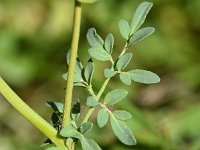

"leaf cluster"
[43, 2, 160, 150]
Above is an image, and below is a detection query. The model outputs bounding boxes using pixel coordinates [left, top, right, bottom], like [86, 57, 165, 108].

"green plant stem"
[62, 0, 82, 128]
[0, 77, 66, 149]
[82, 42, 129, 124]
[119, 42, 129, 57]
[82, 78, 110, 123]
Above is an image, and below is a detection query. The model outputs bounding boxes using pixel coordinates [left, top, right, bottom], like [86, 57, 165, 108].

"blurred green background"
[0, 0, 200, 150]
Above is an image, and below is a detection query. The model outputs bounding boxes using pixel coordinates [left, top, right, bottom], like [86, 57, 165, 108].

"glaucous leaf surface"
[97, 108, 109, 128]
[80, 122, 93, 134]
[104, 89, 128, 105]
[104, 33, 114, 54]
[130, 2, 153, 34]
[86, 96, 99, 107]
[84, 58, 94, 84]
[116, 53, 132, 70]
[110, 114, 136, 145]
[118, 19, 130, 40]
[87, 28, 104, 48]
[129, 69, 160, 84]
[119, 73, 132, 85]
[113, 110, 132, 120]
[129, 27, 155, 46]
[76, 135, 102, 150]
[59, 124, 78, 138]
[104, 68, 117, 78]
[62, 72, 83, 83]
[88, 47, 111, 61]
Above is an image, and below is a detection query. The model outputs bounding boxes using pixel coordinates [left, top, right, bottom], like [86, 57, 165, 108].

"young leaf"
[46, 101, 64, 114]
[104, 89, 128, 105]
[86, 96, 99, 107]
[80, 122, 93, 134]
[129, 69, 160, 84]
[84, 59, 94, 84]
[118, 19, 130, 40]
[76, 135, 102, 150]
[87, 28, 104, 48]
[104, 68, 117, 78]
[104, 33, 114, 54]
[128, 27, 155, 46]
[116, 53, 132, 70]
[119, 73, 132, 85]
[88, 47, 111, 61]
[78, 0, 98, 3]
[113, 110, 132, 120]
[97, 108, 109, 128]
[110, 114, 136, 145]
[59, 124, 78, 138]
[130, 2, 153, 34]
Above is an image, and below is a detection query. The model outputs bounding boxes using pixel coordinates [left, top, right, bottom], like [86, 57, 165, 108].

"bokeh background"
[0, 0, 200, 150]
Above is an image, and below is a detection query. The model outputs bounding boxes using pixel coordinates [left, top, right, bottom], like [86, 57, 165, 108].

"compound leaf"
[88, 47, 111, 61]
[110, 114, 136, 145]
[104, 89, 128, 105]
[130, 2, 153, 34]
[128, 27, 155, 46]
[97, 108, 109, 128]
[118, 19, 130, 40]
[116, 53, 132, 70]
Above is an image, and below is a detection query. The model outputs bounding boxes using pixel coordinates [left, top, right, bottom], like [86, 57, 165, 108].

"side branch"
[0, 77, 65, 149]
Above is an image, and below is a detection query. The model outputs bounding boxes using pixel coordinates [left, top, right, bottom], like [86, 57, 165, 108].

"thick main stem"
[0, 77, 66, 149]
[62, 1, 82, 127]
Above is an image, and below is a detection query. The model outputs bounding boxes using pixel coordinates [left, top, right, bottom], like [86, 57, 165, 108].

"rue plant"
[0, 0, 160, 150]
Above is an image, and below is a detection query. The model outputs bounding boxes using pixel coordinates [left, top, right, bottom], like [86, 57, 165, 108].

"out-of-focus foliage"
[0, 0, 200, 150]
